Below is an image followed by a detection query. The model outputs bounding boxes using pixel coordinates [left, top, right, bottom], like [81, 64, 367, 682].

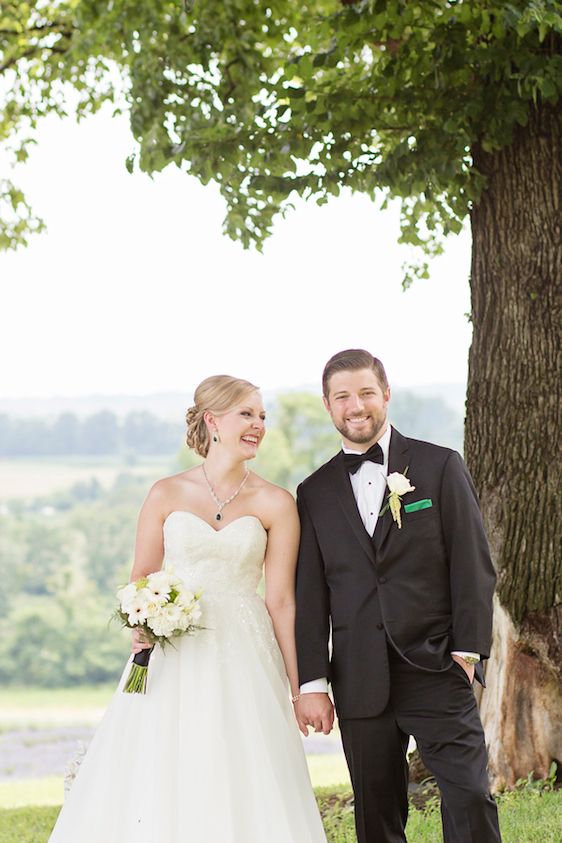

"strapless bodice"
[163, 511, 268, 596]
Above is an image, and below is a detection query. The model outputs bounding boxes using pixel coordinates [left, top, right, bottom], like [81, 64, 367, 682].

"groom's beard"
[334, 412, 387, 446]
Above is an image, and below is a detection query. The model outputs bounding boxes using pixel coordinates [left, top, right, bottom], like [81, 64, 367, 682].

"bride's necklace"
[202, 465, 250, 522]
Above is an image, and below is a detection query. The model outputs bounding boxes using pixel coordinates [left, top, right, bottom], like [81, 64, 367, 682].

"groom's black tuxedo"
[296, 427, 495, 717]
[295, 427, 502, 843]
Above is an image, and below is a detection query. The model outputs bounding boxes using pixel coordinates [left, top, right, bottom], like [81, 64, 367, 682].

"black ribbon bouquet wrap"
[124, 644, 155, 694]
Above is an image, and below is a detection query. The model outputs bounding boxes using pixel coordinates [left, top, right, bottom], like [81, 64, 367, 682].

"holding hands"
[294, 693, 335, 737]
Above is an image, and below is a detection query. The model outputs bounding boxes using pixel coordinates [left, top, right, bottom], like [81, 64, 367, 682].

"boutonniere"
[379, 468, 415, 529]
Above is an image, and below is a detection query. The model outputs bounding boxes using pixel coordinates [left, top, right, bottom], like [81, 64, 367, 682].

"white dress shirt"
[299, 426, 477, 696]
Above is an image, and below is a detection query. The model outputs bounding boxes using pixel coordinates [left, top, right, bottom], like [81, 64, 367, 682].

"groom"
[294, 349, 502, 843]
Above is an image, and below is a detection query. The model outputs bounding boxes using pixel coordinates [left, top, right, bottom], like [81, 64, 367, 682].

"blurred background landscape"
[0, 382, 463, 805]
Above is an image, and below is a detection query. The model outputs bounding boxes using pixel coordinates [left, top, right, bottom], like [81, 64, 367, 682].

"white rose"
[117, 582, 137, 612]
[386, 472, 415, 496]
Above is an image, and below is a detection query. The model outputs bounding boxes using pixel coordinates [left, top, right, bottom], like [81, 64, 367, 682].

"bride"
[48, 375, 328, 843]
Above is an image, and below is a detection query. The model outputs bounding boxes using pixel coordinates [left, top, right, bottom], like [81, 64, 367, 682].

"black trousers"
[339, 648, 502, 843]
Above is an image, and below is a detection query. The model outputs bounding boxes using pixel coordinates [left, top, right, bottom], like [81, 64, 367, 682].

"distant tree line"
[0, 391, 462, 459]
[0, 411, 184, 456]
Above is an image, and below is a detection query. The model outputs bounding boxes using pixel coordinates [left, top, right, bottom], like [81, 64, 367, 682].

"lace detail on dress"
[163, 511, 268, 595]
[162, 511, 279, 670]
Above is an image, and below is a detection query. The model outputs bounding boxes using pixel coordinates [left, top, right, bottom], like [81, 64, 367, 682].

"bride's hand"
[131, 628, 152, 654]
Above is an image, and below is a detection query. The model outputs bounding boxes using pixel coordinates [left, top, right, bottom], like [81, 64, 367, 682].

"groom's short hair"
[322, 349, 389, 398]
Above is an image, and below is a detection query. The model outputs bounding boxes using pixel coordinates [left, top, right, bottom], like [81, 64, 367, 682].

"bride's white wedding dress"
[49, 511, 327, 842]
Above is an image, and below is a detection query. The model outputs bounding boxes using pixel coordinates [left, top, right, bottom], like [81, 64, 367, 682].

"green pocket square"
[404, 499, 433, 513]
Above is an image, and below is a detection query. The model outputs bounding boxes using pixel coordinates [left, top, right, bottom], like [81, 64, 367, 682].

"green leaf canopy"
[1, 1, 561, 279]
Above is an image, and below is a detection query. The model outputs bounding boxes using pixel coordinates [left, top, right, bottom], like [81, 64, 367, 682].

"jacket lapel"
[332, 452, 376, 566]
[374, 427, 410, 551]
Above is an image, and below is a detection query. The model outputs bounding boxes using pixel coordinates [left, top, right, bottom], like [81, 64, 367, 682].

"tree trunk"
[466, 101, 561, 790]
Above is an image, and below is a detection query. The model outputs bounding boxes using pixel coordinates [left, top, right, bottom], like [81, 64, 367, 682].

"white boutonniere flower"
[380, 469, 415, 529]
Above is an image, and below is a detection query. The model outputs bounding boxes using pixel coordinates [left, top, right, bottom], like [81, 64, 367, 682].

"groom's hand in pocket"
[296, 693, 334, 736]
[451, 653, 475, 683]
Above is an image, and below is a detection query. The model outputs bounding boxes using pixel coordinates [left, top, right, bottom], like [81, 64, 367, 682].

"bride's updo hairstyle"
[185, 375, 260, 458]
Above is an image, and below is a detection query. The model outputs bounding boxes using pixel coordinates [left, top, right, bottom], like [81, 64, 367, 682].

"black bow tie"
[343, 442, 384, 474]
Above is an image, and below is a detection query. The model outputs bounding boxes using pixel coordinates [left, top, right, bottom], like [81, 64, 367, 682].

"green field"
[0, 685, 115, 730]
[0, 456, 168, 502]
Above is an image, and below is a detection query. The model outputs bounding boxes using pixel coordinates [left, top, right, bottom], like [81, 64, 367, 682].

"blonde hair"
[185, 375, 260, 457]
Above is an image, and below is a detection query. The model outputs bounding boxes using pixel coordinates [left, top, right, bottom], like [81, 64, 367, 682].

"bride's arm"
[128, 481, 168, 654]
[129, 481, 168, 582]
[263, 490, 302, 717]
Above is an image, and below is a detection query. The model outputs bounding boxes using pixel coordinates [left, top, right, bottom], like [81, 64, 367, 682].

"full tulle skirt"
[48, 593, 327, 842]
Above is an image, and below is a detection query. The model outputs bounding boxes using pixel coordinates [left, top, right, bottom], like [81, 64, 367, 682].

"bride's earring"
[212, 430, 220, 444]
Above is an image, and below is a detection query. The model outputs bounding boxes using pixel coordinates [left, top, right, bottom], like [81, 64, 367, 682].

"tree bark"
[467, 100, 561, 789]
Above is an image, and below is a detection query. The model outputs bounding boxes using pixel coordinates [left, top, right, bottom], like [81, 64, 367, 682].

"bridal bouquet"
[115, 569, 203, 694]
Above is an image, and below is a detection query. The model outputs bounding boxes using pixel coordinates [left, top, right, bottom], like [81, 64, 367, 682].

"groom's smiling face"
[324, 368, 390, 450]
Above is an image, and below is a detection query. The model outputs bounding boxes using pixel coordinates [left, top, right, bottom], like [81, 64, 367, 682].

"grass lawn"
[0, 686, 115, 710]
[0, 806, 60, 843]
[307, 754, 351, 788]
[0, 788, 560, 843]
[317, 786, 562, 842]
[1, 689, 559, 840]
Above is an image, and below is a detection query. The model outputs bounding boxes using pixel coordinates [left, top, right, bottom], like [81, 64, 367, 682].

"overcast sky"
[1, 107, 473, 400]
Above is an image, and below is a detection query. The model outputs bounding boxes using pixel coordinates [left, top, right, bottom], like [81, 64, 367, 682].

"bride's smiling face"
[208, 391, 266, 460]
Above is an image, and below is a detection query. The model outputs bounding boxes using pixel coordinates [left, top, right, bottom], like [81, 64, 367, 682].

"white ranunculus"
[148, 616, 176, 638]
[147, 603, 183, 637]
[146, 619, 168, 637]
[386, 472, 415, 496]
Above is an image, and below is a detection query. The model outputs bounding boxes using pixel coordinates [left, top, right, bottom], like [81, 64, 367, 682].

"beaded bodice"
[163, 511, 267, 596]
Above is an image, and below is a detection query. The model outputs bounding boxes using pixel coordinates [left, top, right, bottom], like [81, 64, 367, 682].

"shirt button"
[379, 576, 387, 584]
[377, 623, 384, 630]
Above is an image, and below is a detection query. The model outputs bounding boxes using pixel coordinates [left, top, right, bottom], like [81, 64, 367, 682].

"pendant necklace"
[202, 465, 249, 521]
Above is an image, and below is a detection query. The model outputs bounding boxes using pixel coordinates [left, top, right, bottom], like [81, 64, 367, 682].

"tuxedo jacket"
[295, 427, 496, 719]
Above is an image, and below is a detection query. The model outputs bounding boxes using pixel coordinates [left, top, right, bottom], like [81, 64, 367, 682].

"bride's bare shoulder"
[146, 467, 201, 502]
[249, 473, 296, 514]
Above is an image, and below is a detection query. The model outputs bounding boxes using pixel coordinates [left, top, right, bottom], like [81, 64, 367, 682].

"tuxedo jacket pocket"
[403, 505, 440, 524]
[404, 498, 433, 513]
